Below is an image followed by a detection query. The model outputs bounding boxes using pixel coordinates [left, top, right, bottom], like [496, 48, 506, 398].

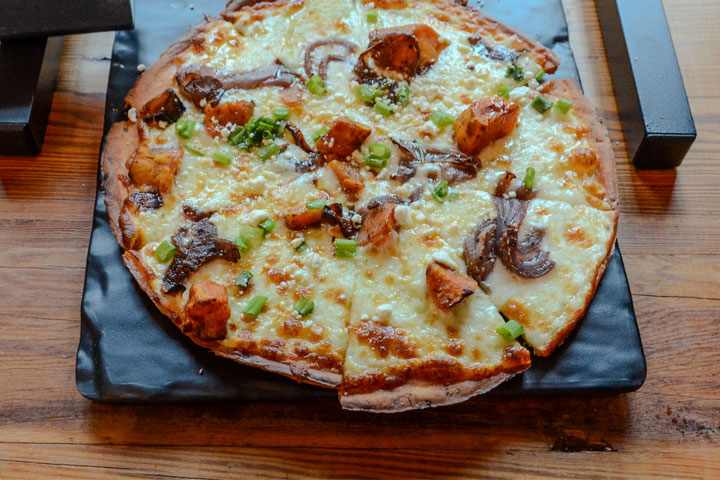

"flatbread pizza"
[101, 0, 617, 411]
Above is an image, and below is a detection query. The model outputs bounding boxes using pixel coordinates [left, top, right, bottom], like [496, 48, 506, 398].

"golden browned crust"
[541, 78, 618, 209]
[339, 374, 513, 412]
[533, 210, 619, 356]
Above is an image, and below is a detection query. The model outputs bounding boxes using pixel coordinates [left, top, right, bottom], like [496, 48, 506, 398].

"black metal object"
[0, 0, 134, 40]
[0, 37, 63, 156]
[597, 0, 695, 169]
[76, 0, 646, 403]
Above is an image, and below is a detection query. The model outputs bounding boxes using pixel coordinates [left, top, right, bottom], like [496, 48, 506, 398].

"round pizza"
[102, 0, 617, 412]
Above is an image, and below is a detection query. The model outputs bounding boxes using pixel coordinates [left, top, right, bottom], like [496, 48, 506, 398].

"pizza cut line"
[101, 0, 617, 412]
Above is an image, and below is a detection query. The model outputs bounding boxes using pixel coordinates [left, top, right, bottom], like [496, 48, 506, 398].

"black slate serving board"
[76, 0, 646, 402]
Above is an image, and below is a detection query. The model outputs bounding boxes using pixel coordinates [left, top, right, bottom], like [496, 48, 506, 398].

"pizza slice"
[340, 192, 530, 411]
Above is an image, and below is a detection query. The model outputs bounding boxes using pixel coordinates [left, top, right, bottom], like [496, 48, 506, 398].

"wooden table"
[1, 1, 718, 478]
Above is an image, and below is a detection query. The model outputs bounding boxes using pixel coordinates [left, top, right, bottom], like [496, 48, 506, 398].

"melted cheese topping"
[124, 0, 616, 390]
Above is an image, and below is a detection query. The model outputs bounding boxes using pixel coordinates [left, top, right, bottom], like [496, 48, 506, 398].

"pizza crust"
[540, 78, 618, 209]
[339, 373, 514, 412]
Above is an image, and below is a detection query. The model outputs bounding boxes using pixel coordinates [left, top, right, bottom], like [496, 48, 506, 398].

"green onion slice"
[334, 238, 357, 258]
[257, 143, 281, 160]
[306, 75, 326, 95]
[430, 110, 455, 128]
[273, 107, 290, 120]
[367, 10, 378, 23]
[295, 241, 308, 252]
[432, 180, 450, 203]
[312, 126, 328, 142]
[523, 167, 536, 191]
[369, 144, 391, 160]
[184, 145, 205, 156]
[534, 70, 546, 82]
[175, 119, 195, 139]
[555, 97, 574, 114]
[497, 85, 514, 99]
[355, 85, 379, 104]
[243, 296, 267, 316]
[505, 63, 524, 82]
[294, 297, 315, 317]
[235, 226, 264, 252]
[306, 199, 328, 210]
[447, 191, 460, 203]
[396, 85, 410, 106]
[236, 270, 253, 288]
[497, 319, 525, 341]
[259, 218, 276, 236]
[212, 151, 234, 165]
[531, 95, 554, 114]
[374, 100, 393, 116]
[155, 240, 176, 263]
[364, 156, 387, 171]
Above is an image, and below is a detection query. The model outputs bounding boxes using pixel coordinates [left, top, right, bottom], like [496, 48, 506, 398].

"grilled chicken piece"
[454, 97, 519, 156]
[426, 261, 478, 310]
[127, 145, 183, 193]
[184, 281, 231, 340]
[328, 160, 364, 195]
[203, 100, 255, 137]
[316, 118, 372, 160]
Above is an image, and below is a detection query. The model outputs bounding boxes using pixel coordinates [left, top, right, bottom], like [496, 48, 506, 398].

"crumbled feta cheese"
[127, 108, 137, 123]
[308, 252, 324, 269]
[290, 236, 305, 249]
[199, 98, 207, 108]
[415, 212, 426, 222]
[360, 314, 369, 321]
[158, 120, 167, 129]
[377, 304, 392, 320]
[393, 205, 411, 227]
[245, 176, 266, 195]
[136, 64, 146, 72]
[432, 250, 459, 270]
[351, 213, 363, 226]
[249, 209, 270, 224]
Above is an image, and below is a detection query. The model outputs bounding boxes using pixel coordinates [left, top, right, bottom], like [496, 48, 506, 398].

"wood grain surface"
[1, 0, 719, 478]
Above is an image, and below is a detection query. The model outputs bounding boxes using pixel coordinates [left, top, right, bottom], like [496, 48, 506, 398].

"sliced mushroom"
[128, 191, 164, 211]
[163, 218, 240, 294]
[493, 197, 555, 278]
[390, 139, 479, 185]
[316, 118, 372, 160]
[141, 89, 186, 127]
[321, 203, 359, 239]
[176, 66, 225, 108]
[426, 261, 478, 310]
[463, 218, 497, 287]
[285, 123, 315, 153]
[468, 36, 521, 63]
[304, 38, 358, 79]
[454, 97, 519, 156]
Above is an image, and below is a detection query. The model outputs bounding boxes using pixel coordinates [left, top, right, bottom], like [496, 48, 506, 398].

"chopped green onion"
[534, 70, 546, 82]
[505, 63, 524, 82]
[334, 238, 357, 258]
[374, 100, 394, 116]
[295, 241, 308, 252]
[294, 297, 315, 317]
[212, 151, 234, 165]
[306, 75, 326, 95]
[257, 143, 281, 160]
[259, 218, 276, 236]
[273, 107, 290, 120]
[396, 85, 410, 106]
[430, 110, 455, 128]
[155, 240, 176, 263]
[184, 145, 205, 156]
[531, 95, 553, 114]
[312, 126, 328, 142]
[369, 144, 391, 160]
[367, 10, 378, 23]
[498, 85, 514, 99]
[447, 191, 460, 203]
[555, 97, 574, 114]
[243, 296, 267, 316]
[236, 270, 253, 288]
[175, 119, 195, 139]
[306, 199, 328, 210]
[523, 167, 535, 191]
[432, 180, 450, 203]
[364, 156, 387, 171]
[497, 319, 524, 341]
[355, 84, 379, 104]
[236, 226, 264, 252]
